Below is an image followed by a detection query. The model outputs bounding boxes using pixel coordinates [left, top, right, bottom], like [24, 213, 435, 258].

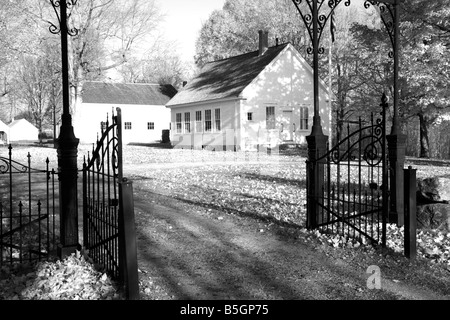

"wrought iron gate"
[82, 108, 139, 299]
[0, 146, 57, 266]
[306, 96, 389, 246]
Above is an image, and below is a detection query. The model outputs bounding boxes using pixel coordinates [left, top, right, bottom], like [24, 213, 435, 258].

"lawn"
[1, 144, 450, 300]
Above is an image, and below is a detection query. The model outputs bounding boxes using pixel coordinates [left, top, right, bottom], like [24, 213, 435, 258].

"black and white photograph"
[0, 0, 449, 310]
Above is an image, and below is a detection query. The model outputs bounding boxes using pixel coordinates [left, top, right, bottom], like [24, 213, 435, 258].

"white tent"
[0, 119, 9, 144]
[8, 119, 38, 142]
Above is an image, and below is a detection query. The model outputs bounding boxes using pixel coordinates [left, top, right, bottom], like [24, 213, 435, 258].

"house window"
[184, 112, 191, 133]
[176, 113, 182, 133]
[124, 122, 132, 130]
[300, 106, 309, 130]
[147, 122, 155, 130]
[266, 106, 275, 130]
[247, 112, 253, 121]
[195, 111, 202, 132]
[205, 109, 212, 132]
[214, 108, 221, 131]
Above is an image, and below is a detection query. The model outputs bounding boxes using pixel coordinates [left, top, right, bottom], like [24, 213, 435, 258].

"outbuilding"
[8, 118, 39, 142]
[0, 119, 9, 144]
[76, 81, 177, 144]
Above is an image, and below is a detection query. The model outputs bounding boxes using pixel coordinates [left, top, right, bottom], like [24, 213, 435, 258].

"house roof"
[166, 43, 290, 107]
[9, 118, 37, 130]
[82, 81, 177, 105]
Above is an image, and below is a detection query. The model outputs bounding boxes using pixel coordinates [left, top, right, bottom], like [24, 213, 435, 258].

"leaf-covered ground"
[1, 144, 450, 300]
[0, 251, 123, 300]
[124, 146, 450, 268]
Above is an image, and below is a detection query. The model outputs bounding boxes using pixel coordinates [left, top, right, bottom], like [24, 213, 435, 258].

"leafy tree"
[195, 0, 309, 66]
[399, 0, 450, 158]
[349, 0, 450, 158]
[327, 2, 386, 143]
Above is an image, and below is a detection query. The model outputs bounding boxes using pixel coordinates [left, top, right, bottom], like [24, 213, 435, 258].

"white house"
[76, 81, 177, 144]
[0, 119, 9, 144]
[8, 118, 38, 142]
[166, 31, 332, 151]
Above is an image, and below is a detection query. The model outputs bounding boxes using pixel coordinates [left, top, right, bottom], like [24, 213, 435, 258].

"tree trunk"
[336, 105, 344, 145]
[418, 113, 430, 158]
[334, 64, 344, 146]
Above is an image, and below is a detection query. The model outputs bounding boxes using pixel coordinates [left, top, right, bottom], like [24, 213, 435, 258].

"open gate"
[307, 96, 389, 246]
[0, 146, 58, 266]
[82, 107, 139, 299]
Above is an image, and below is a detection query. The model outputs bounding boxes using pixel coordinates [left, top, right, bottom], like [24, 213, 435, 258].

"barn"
[75, 81, 177, 144]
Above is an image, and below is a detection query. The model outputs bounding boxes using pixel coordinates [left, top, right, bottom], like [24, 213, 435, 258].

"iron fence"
[0, 145, 58, 266]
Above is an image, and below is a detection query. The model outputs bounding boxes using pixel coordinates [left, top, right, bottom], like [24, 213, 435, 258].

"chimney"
[258, 30, 269, 56]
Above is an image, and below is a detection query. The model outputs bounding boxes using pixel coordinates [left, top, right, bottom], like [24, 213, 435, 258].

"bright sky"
[156, 0, 226, 63]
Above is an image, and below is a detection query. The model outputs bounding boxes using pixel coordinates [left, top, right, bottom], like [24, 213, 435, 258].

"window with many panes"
[266, 107, 275, 129]
[195, 111, 202, 132]
[124, 122, 132, 130]
[214, 109, 221, 131]
[195, 111, 203, 132]
[147, 122, 155, 130]
[300, 106, 309, 130]
[205, 109, 212, 132]
[184, 112, 191, 133]
[247, 112, 253, 121]
[176, 113, 182, 133]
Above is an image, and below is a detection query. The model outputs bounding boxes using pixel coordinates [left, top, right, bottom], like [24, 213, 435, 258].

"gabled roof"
[9, 118, 37, 129]
[82, 81, 177, 105]
[166, 43, 290, 107]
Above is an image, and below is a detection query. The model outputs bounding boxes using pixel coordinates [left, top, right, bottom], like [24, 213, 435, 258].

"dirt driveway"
[130, 179, 450, 300]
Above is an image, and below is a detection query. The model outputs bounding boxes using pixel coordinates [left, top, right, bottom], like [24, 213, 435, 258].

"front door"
[281, 110, 293, 141]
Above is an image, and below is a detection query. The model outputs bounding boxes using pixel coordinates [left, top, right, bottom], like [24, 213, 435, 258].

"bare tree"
[64, 0, 163, 114]
[0, 0, 41, 121]
[16, 40, 62, 142]
[120, 39, 191, 88]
